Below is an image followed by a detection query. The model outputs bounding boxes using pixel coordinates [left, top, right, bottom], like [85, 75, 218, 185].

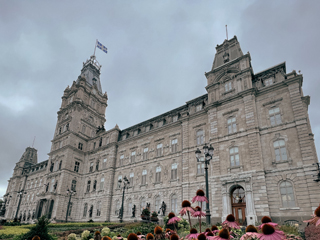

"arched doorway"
[231, 185, 246, 225]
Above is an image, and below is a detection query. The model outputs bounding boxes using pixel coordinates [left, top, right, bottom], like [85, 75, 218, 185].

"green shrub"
[19, 216, 54, 240]
[68, 233, 77, 240]
[279, 224, 300, 236]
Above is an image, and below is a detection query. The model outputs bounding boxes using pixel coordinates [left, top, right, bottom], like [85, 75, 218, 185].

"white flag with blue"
[97, 40, 108, 54]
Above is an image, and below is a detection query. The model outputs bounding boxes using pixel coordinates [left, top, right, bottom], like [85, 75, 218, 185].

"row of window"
[117, 163, 178, 187]
[26, 179, 43, 190]
[119, 140, 179, 166]
[86, 178, 105, 192]
[122, 116, 181, 141]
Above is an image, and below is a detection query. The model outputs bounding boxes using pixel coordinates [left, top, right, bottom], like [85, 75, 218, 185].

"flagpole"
[93, 39, 97, 57]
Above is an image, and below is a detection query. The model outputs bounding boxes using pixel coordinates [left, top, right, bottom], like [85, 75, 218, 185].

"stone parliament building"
[2, 36, 320, 226]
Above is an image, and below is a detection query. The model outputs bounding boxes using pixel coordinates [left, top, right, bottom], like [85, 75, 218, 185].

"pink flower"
[185, 233, 199, 240]
[239, 232, 259, 240]
[179, 207, 195, 216]
[258, 222, 278, 229]
[168, 216, 181, 224]
[304, 215, 320, 226]
[192, 189, 208, 203]
[258, 224, 286, 240]
[191, 210, 206, 217]
[222, 220, 240, 229]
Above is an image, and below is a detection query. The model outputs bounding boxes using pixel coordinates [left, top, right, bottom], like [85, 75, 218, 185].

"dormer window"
[158, 119, 165, 127]
[92, 78, 97, 85]
[225, 82, 232, 92]
[264, 77, 273, 86]
[173, 115, 178, 122]
[196, 104, 203, 112]
[223, 51, 229, 63]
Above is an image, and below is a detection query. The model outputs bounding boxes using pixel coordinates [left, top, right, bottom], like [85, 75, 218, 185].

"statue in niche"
[160, 201, 166, 216]
[132, 204, 136, 218]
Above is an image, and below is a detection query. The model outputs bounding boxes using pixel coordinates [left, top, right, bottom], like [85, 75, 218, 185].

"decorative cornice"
[262, 98, 283, 106]
[222, 108, 239, 116]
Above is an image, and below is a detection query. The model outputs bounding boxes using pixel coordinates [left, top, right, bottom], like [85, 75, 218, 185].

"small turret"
[19, 147, 38, 165]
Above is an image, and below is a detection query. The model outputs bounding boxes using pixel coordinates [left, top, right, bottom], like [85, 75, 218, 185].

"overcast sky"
[1, 1, 320, 198]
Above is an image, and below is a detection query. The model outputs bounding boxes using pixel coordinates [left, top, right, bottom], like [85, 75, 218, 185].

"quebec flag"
[97, 41, 108, 54]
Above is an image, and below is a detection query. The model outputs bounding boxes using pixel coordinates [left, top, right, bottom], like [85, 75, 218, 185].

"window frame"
[227, 117, 237, 134]
[156, 143, 163, 157]
[155, 166, 161, 183]
[273, 140, 288, 161]
[141, 170, 147, 185]
[269, 107, 282, 126]
[131, 151, 136, 163]
[196, 130, 204, 145]
[74, 161, 80, 172]
[229, 147, 240, 167]
[171, 163, 178, 180]
[279, 181, 296, 208]
[171, 139, 178, 153]
[143, 147, 148, 160]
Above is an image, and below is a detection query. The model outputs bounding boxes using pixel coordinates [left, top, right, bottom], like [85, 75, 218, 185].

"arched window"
[93, 180, 97, 191]
[196, 130, 204, 145]
[140, 197, 146, 213]
[155, 196, 161, 213]
[100, 177, 104, 190]
[274, 140, 287, 161]
[280, 181, 296, 208]
[86, 180, 91, 192]
[127, 200, 132, 216]
[50, 179, 55, 192]
[83, 203, 88, 217]
[115, 200, 120, 215]
[171, 194, 178, 213]
[96, 201, 101, 216]
[71, 179, 77, 192]
[230, 147, 240, 167]
[155, 166, 161, 182]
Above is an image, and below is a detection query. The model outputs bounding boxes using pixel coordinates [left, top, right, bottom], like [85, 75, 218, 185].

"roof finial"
[32, 136, 36, 148]
[226, 25, 228, 40]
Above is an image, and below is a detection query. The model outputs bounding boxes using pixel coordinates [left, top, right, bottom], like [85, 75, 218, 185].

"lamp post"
[195, 143, 214, 225]
[118, 176, 130, 223]
[15, 190, 26, 220]
[65, 188, 76, 222]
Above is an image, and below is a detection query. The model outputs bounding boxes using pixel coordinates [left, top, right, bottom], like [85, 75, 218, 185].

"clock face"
[92, 89, 96, 95]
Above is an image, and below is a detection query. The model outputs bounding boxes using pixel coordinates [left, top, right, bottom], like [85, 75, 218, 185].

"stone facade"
[2, 36, 319, 226]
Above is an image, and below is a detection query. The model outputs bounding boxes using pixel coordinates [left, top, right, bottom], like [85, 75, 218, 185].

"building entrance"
[231, 186, 246, 225]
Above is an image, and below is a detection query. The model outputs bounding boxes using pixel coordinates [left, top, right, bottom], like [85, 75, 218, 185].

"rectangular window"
[171, 163, 178, 180]
[100, 177, 104, 190]
[225, 82, 232, 92]
[74, 161, 80, 172]
[89, 162, 93, 173]
[131, 151, 136, 163]
[143, 148, 148, 160]
[68, 202, 73, 216]
[173, 115, 178, 122]
[119, 155, 124, 166]
[103, 158, 107, 168]
[141, 170, 147, 185]
[196, 130, 204, 145]
[230, 147, 240, 166]
[78, 143, 83, 150]
[171, 139, 178, 153]
[196, 104, 203, 112]
[227, 117, 237, 134]
[93, 142, 96, 150]
[155, 166, 161, 182]
[264, 78, 273, 86]
[71, 180, 77, 192]
[130, 172, 134, 186]
[269, 107, 282, 126]
[197, 157, 205, 174]
[157, 143, 163, 157]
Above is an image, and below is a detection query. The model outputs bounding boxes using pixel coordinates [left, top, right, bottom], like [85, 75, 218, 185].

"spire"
[77, 55, 103, 93]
